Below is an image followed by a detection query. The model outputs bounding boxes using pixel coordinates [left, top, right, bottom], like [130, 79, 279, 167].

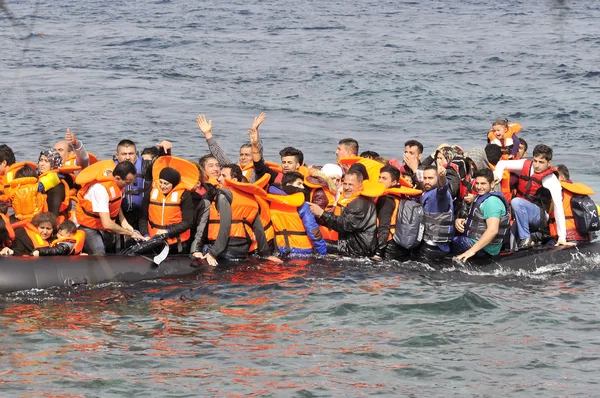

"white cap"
[321, 163, 343, 178]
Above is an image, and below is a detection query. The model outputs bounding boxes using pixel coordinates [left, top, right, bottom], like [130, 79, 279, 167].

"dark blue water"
[2, 0, 600, 396]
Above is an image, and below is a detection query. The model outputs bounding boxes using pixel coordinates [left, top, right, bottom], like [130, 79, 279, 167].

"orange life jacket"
[516, 159, 554, 202]
[50, 230, 86, 254]
[487, 123, 522, 159]
[240, 163, 255, 181]
[147, 182, 190, 245]
[490, 164, 513, 203]
[378, 186, 423, 241]
[22, 222, 50, 250]
[0, 213, 16, 247]
[10, 176, 47, 221]
[267, 192, 313, 252]
[64, 152, 98, 168]
[337, 156, 384, 183]
[75, 179, 122, 230]
[548, 181, 592, 242]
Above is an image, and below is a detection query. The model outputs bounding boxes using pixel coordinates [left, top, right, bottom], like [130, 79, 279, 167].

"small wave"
[486, 56, 504, 62]
[104, 38, 157, 47]
[302, 26, 347, 31]
[583, 71, 600, 78]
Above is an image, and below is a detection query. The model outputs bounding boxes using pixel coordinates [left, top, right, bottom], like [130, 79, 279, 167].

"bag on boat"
[392, 199, 424, 249]
[570, 195, 600, 234]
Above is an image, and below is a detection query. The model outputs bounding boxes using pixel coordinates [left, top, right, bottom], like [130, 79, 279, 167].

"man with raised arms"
[53, 128, 91, 168]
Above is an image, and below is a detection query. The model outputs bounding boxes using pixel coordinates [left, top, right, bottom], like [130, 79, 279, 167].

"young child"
[487, 119, 522, 160]
[32, 220, 86, 256]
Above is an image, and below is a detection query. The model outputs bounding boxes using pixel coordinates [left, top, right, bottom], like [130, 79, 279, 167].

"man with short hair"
[248, 126, 304, 185]
[75, 161, 146, 254]
[335, 138, 359, 160]
[453, 169, 510, 261]
[419, 164, 454, 258]
[493, 144, 571, 248]
[199, 154, 221, 182]
[309, 170, 377, 257]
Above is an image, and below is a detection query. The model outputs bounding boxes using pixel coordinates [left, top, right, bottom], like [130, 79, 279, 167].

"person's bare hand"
[248, 127, 259, 145]
[252, 112, 266, 130]
[197, 114, 213, 138]
[65, 128, 77, 144]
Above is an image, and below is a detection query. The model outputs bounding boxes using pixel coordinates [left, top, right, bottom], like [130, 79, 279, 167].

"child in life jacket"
[487, 119, 522, 160]
[32, 220, 86, 256]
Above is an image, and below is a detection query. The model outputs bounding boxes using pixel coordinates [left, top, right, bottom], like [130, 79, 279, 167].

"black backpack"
[392, 199, 425, 249]
[571, 195, 600, 233]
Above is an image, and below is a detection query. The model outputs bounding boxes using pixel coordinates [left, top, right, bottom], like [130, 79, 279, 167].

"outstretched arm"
[66, 128, 90, 168]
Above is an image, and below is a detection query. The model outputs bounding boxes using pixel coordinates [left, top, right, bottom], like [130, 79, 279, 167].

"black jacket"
[320, 195, 377, 257]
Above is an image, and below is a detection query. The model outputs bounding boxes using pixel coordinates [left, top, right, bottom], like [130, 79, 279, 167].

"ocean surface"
[1, 0, 600, 396]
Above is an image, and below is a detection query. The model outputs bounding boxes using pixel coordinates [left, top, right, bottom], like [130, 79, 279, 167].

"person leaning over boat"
[75, 160, 147, 255]
[139, 161, 196, 255]
[2, 212, 57, 256]
[191, 164, 280, 266]
[493, 144, 572, 249]
[418, 162, 454, 259]
[308, 169, 378, 257]
[266, 171, 327, 257]
[197, 113, 265, 182]
[453, 169, 510, 262]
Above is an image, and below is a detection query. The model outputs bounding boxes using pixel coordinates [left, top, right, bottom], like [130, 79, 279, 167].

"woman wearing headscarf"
[37, 148, 75, 221]
[139, 166, 195, 254]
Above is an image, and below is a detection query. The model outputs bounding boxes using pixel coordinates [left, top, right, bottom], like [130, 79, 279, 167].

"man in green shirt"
[453, 169, 510, 261]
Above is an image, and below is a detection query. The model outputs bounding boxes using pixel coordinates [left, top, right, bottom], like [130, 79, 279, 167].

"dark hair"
[474, 168, 494, 183]
[279, 147, 304, 165]
[117, 139, 137, 150]
[0, 144, 16, 166]
[348, 163, 369, 181]
[282, 171, 305, 187]
[113, 161, 137, 179]
[198, 154, 218, 170]
[555, 164, 570, 181]
[422, 165, 438, 174]
[532, 144, 553, 161]
[191, 161, 205, 183]
[345, 169, 364, 184]
[380, 164, 400, 182]
[485, 144, 502, 166]
[14, 164, 38, 179]
[359, 150, 380, 159]
[58, 220, 77, 234]
[492, 119, 509, 128]
[404, 140, 423, 154]
[339, 138, 359, 156]
[141, 146, 161, 159]
[221, 163, 243, 181]
[31, 212, 57, 230]
[0, 201, 8, 214]
[519, 137, 528, 152]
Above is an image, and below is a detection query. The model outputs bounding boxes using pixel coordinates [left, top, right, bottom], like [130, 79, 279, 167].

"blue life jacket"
[116, 156, 147, 213]
[420, 186, 454, 245]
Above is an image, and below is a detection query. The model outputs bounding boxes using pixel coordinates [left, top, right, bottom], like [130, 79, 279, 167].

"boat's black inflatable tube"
[0, 242, 599, 294]
[0, 255, 198, 294]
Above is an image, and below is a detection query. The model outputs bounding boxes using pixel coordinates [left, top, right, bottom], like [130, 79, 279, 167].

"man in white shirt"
[493, 144, 573, 249]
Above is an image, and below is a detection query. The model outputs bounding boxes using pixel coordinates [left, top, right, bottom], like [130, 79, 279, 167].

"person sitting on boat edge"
[197, 113, 266, 182]
[191, 164, 280, 266]
[266, 171, 327, 257]
[493, 144, 572, 249]
[31, 220, 86, 256]
[453, 169, 510, 262]
[419, 162, 454, 259]
[2, 212, 57, 256]
[139, 164, 196, 255]
[308, 169, 379, 257]
[75, 160, 147, 255]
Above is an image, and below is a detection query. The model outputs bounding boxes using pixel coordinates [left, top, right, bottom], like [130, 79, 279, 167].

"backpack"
[571, 195, 600, 234]
[393, 199, 424, 249]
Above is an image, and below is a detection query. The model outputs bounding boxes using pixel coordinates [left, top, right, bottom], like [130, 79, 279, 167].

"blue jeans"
[511, 198, 542, 240]
[80, 226, 106, 255]
[451, 236, 491, 258]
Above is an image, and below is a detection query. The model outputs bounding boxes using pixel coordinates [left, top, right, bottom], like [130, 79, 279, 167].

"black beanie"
[159, 167, 181, 186]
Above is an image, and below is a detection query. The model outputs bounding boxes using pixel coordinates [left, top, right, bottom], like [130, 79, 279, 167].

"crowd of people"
[0, 115, 597, 265]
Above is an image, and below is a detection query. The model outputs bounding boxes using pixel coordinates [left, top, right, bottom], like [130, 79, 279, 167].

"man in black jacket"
[308, 170, 377, 257]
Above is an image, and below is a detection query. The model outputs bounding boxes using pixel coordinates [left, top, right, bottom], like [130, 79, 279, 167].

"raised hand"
[65, 128, 77, 144]
[252, 112, 266, 130]
[248, 127, 259, 146]
[196, 114, 213, 139]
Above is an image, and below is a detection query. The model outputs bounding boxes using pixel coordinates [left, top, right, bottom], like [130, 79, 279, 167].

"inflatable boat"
[0, 242, 599, 294]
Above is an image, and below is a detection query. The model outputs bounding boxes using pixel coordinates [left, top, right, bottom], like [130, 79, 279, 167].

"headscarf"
[466, 147, 490, 172]
[435, 146, 456, 166]
[159, 167, 181, 187]
[38, 149, 63, 174]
